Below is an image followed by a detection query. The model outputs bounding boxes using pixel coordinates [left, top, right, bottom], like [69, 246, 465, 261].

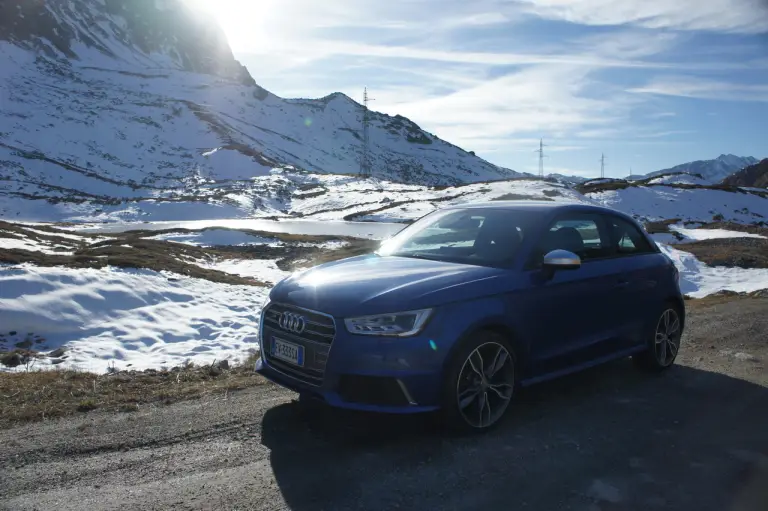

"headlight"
[344, 309, 433, 337]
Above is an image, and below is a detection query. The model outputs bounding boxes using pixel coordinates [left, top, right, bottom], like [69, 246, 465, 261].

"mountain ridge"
[629, 154, 760, 184]
[0, 0, 520, 201]
[722, 159, 768, 189]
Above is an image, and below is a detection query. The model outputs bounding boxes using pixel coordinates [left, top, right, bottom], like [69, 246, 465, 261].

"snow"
[0, 265, 266, 372]
[588, 186, 768, 224]
[205, 258, 289, 285]
[659, 244, 768, 298]
[648, 174, 710, 186]
[668, 226, 766, 243]
[635, 155, 759, 184]
[0, 234, 74, 255]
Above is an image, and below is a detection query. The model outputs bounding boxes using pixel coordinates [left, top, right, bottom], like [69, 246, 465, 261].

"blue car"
[255, 202, 685, 431]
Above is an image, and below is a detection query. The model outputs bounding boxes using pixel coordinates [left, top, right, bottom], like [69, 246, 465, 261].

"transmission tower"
[600, 153, 606, 179]
[360, 87, 375, 178]
[534, 138, 547, 178]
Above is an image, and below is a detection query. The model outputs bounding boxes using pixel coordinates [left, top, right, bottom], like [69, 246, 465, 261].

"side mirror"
[542, 249, 581, 272]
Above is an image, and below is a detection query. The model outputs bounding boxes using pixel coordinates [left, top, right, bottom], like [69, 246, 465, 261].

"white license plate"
[271, 337, 304, 366]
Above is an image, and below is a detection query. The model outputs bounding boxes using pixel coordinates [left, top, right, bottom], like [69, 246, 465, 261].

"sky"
[185, 0, 768, 178]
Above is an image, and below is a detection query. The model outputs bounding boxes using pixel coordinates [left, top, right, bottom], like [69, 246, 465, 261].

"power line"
[534, 138, 547, 178]
[360, 87, 375, 178]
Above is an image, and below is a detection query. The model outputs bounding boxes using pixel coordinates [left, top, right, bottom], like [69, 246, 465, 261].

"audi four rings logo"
[279, 312, 306, 334]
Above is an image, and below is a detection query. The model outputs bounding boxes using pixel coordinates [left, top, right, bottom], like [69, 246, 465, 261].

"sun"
[180, 0, 274, 53]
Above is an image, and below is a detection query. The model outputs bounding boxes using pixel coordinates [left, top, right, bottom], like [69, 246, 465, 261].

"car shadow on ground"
[261, 361, 768, 511]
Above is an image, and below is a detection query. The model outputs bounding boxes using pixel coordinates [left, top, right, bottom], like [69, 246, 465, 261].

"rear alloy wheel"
[634, 306, 682, 371]
[443, 332, 516, 431]
[654, 308, 681, 367]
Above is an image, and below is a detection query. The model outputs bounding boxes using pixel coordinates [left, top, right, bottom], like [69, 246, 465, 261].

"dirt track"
[1, 298, 767, 511]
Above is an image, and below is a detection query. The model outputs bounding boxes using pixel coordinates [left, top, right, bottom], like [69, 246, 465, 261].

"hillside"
[629, 154, 759, 184]
[722, 159, 768, 189]
[0, 0, 519, 210]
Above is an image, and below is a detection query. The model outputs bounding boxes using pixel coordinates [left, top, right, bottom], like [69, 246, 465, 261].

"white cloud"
[377, 63, 637, 148]
[182, 0, 765, 171]
[647, 111, 677, 119]
[629, 76, 768, 102]
[516, 0, 768, 34]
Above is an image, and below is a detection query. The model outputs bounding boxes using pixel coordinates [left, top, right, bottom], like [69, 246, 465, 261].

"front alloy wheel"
[456, 342, 515, 428]
[443, 332, 517, 432]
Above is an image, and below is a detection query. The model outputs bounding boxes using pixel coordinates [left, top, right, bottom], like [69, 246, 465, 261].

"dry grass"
[685, 289, 768, 308]
[695, 221, 768, 236]
[0, 355, 267, 428]
[679, 238, 768, 269]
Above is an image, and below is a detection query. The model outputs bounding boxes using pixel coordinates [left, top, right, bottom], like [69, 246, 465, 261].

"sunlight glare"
[182, 0, 278, 52]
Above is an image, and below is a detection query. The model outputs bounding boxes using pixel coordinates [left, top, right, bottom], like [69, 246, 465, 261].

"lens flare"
[429, 340, 438, 351]
[304, 117, 313, 127]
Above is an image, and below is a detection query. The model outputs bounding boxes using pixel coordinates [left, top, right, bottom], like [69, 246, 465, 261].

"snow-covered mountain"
[0, 0, 519, 211]
[629, 155, 759, 184]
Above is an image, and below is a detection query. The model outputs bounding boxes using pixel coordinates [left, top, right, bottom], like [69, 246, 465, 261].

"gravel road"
[1, 298, 767, 511]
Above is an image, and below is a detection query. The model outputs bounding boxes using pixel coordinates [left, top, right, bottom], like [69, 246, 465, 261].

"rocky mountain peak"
[0, 0, 255, 85]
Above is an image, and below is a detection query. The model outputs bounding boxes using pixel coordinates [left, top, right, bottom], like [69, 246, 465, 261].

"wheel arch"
[441, 319, 528, 377]
[665, 295, 686, 329]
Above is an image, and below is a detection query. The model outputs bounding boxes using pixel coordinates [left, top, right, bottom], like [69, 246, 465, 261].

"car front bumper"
[254, 304, 456, 414]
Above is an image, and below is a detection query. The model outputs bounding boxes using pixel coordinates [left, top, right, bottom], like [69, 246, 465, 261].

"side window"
[530, 215, 610, 265]
[606, 216, 655, 256]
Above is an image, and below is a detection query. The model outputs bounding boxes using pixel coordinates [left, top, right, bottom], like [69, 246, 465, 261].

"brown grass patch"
[685, 291, 768, 308]
[680, 238, 768, 269]
[0, 355, 266, 428]
[695, 222, 768, 236]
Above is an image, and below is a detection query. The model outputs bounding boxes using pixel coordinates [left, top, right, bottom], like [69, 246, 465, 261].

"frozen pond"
[64, 218, 407, 240]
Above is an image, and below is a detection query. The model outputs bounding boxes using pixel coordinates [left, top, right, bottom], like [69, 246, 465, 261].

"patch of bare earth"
[679, 238, 768, 269]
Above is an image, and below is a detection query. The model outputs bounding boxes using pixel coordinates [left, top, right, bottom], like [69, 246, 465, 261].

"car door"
[518, 213, 624, 379]
[601, 213, 665, 349]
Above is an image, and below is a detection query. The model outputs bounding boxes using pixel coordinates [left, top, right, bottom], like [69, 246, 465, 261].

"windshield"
[377, 207, 544, 267]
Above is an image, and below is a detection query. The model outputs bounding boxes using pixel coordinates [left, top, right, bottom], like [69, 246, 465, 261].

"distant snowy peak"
[632, 154, 760, 184]
[0, 0, 256, 85]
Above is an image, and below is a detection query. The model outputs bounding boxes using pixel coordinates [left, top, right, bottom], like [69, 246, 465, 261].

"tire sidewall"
[440, 330, 517, 433]
[637, 302, 683, 370]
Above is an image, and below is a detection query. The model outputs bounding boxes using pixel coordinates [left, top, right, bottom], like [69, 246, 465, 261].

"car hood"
[269, 254, 508, 317]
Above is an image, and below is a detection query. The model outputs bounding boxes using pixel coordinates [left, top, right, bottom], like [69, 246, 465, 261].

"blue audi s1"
[255, 201, 685, 431]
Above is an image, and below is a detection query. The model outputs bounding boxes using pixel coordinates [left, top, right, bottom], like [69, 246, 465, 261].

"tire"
[441, 330, 517, 433]
[633, 303, 683, 372]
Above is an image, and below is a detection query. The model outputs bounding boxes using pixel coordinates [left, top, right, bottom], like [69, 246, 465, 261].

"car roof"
[443, 200, 640, 223]
[446, 200, 600, 213]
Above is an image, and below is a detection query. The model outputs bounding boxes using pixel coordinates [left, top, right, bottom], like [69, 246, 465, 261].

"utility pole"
[360, 87, 375, 178]
[600, 153, 606, 179]
[534, 138, 547, 178]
